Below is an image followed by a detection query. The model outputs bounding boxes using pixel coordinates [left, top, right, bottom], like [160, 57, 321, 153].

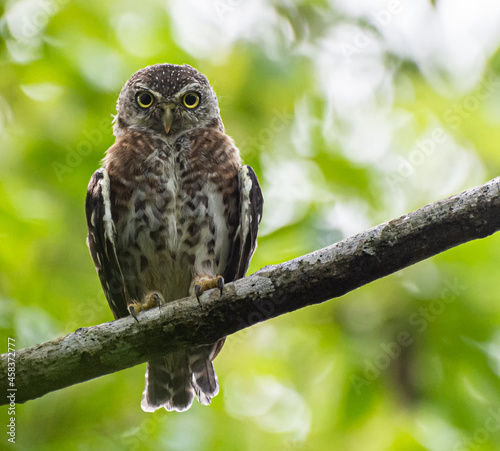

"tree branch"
[2, 176, 500, 405]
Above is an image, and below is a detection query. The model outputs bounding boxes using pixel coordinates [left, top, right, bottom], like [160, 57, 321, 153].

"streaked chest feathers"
[111, 134, 238, 302]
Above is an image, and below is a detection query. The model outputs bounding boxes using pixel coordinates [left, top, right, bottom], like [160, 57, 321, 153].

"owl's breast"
[113, 150, 234, 302]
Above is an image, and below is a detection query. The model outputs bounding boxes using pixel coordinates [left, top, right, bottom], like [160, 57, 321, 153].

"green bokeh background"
[2, 0, 500, 450]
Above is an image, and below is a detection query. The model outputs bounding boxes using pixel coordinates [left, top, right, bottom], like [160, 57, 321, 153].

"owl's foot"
[194, 275, 224, 303]
[129, 292, 162, 322]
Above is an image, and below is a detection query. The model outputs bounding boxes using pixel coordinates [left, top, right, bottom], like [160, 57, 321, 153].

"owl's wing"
[85, 168, 130, 319]
[224, 165, 264, 282]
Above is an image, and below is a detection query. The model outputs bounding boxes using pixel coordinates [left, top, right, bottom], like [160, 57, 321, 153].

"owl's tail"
[141, 338, 225, 412]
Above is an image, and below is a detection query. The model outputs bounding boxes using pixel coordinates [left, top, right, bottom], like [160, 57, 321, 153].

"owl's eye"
[182, 92, 200, 109]
[136, 92, 154, 108]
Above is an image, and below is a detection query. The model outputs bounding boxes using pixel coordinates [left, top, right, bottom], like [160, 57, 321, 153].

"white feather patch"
[239, 166, 252, 239]
[99, 168, 116, 243]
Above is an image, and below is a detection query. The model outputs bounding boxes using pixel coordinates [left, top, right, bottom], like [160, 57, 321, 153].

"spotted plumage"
[85, 63, 263, 412]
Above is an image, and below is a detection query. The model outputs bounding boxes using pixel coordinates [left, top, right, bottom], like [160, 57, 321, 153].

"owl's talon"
[193, 275, 224, 304]
[129, 305, 139, 323]
[217, 276, 224, 296]
[152, 293, 161, 311]
[128, 292, 163, 321]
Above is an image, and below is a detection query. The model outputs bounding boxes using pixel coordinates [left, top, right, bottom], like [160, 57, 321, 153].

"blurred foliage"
[1, 0, 500, 450]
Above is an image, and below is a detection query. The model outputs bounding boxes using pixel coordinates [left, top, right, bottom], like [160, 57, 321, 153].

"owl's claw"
[194, 275, 224, 304]
[151, 293, 161, 311]
[128, 292, 163, 322]
[129, 305, 139, 322]
[218, 276, 224, 296]
[195, 284, 202, 304]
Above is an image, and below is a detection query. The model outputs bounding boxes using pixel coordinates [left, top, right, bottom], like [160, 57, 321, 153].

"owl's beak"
[162, 104, 174, 134]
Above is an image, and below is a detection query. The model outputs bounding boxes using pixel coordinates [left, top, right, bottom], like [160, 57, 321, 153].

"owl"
[85, 63, 263, 412]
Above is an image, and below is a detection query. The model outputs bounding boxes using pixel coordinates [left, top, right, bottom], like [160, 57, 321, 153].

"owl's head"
[114, 64, 223, 138]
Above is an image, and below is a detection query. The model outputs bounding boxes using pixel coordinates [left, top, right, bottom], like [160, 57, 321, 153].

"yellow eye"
[136, 91, 154, 108]
[182, 92, 200, 109]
